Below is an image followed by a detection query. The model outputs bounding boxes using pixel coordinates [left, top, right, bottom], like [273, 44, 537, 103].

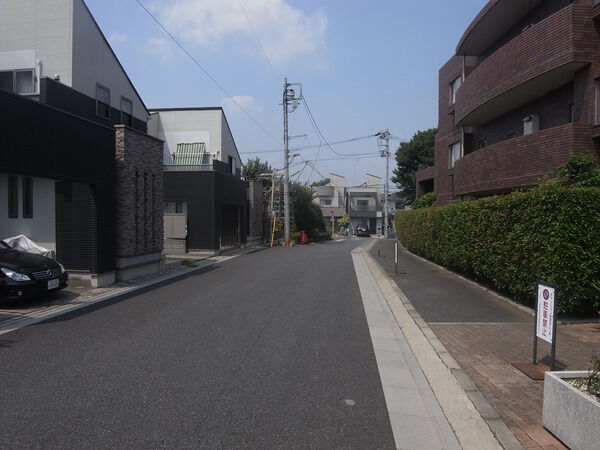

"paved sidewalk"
[0, 246, 264, 335]
[373, 239, 600, 450]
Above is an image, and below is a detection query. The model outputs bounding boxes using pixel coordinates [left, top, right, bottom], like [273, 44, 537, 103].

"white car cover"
[3, 235, 56, 260]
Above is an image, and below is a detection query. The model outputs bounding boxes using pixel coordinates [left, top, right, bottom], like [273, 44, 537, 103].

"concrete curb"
[361, 239, 522, 450]
[0, 247, 261, 336]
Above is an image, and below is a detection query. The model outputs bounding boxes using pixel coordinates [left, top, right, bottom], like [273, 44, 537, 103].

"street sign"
[536, 284, 555, 344]
[533, 282, 559, 370]
[330, 215, 335, 221]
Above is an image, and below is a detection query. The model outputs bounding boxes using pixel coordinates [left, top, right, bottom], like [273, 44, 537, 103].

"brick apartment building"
[417, 0, 600, 205]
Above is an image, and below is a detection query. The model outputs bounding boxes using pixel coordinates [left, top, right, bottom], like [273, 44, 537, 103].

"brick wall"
[454, 123, 593, 196]
[431, 0, 599, 205]
[455, 2, 594, 124]
[115, 126, 164, 257]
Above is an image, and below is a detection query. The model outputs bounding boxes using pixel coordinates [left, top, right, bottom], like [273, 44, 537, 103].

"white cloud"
[108, 31, 130, 45]
[146, 37, 179, 63]
[222, 95, 256, 113]
[155, 0, 327, 68]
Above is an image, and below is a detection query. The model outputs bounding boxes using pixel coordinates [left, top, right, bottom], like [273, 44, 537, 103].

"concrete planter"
[543, 371, 600, 450]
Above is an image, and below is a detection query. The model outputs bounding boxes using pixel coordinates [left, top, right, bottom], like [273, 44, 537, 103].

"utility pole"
[282, 78, 301, 245]
[377, 129, 391, 239]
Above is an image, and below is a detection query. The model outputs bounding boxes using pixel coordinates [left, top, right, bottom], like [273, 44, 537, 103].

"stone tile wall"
[115, 126, 164, 257]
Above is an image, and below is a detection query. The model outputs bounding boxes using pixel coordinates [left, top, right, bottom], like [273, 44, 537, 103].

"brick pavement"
[431, 323, 600, 449]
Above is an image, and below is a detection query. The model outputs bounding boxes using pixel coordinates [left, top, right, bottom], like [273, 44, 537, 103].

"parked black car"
[0, 240, 68, 300]
[356, 226, 370, 237]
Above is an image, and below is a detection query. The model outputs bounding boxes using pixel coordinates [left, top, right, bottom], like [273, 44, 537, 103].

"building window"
[120, 97, 133, 126]
[596, 79, 600, 125]
[570, 103, 575, 123]
[356, 199, 369, 210]
[449, 75, 462, 105]
[8, 175, 18, 218]
[0, 70, 35, 94]
[321, 199, 332, 206]
[228, 156, 236, 174]
[96, 84, 110, 118]
[448, 141, 462, 168]
[22, 177, 33, 218]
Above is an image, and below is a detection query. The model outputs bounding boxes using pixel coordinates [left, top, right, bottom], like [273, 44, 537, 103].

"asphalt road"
[0, 239, 395, 449]
[372, 240, 531, 324]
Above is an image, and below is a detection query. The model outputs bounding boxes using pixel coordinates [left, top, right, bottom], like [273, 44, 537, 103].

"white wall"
[0, 174, 56, 250]
[0, 0, 74, 88]
[149, 109, 242, 170]
[71, 0, 147, 121]
[220, 113, 242, 170]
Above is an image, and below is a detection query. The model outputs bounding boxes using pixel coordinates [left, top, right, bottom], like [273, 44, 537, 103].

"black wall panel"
[0, 89, 116, 273]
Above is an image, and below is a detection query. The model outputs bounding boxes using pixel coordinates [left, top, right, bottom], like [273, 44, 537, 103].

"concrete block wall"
[247, 181, 263, 239]
[115, 126, 164, 258]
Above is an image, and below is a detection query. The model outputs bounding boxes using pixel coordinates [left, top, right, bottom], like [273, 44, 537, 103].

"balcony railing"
[453, 123, 591, 196]
[455, 3, 593, 126]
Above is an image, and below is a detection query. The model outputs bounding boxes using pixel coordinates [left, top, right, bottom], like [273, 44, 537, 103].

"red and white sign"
[536, 284, 555, 344]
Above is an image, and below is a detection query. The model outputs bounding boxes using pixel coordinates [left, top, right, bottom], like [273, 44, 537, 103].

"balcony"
[455, 3, 593, 126]
[453, 123, 591, 196]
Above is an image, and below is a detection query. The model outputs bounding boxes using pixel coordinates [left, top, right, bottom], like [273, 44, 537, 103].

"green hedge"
[395, 186, 600, 314]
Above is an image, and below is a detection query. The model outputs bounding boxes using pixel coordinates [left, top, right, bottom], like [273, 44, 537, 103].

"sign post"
[394, 241, 399, 276]
[533, 282, 558, 370]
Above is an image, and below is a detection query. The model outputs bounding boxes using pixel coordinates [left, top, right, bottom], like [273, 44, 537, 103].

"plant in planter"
[569, 355, 600, 402]
[543, 355, 600, 449]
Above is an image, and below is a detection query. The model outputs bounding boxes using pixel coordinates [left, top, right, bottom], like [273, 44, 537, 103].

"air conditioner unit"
[523, 114, 539, 136]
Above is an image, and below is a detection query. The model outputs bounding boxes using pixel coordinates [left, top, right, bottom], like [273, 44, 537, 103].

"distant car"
[0, 240, 68, 300]
[356, 226, 370, 237]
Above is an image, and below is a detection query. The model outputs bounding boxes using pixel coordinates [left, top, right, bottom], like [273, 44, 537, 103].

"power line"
[134, 0, 282, 147]
[303, 93, 378, 157]
[239, 134, 376, 154]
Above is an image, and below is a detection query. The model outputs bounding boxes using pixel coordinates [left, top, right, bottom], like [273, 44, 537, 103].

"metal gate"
[163, 212, 187, 253]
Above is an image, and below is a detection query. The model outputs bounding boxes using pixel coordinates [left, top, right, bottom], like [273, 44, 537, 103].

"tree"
[242, 157, 273, 187]
[310, 178, 330, 187]
[392, 128, 437, 202]
[290, 182, 326, 236]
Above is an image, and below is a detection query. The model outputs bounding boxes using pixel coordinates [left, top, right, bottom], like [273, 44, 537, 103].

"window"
[8, 176, 18, 218]
[96, 84, 110, 118]
[570, 103, 575, 123]
[595, 79, 600, 125]
[120, 97, 133, 126]
[228, 156, 236, 174]
[449, 75, 462, 105]
[321, 199, 332, 206]
[0, 72, 12, 91]
[448, 141, 462, 168]
[22, 177, 33, 218]
[356, 199, 369, 210]
[0, 70, 35, 94]
[15, 70, 34, 94]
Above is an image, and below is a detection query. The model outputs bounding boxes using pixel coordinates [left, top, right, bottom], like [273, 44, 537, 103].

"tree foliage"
[396, 185, 600, 314]
[242, 157, 273, 187]
[552, 151, 600, 188]
[290, 182, 326, 236]
[392, 128, 437, 201]
[411, 192, 436, 209]
[310, 178, 330, 187]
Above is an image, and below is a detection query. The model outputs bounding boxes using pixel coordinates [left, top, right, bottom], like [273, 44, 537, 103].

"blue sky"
[86, 0, 486, 188]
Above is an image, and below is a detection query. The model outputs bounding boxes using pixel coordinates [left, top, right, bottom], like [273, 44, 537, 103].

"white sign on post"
[536, 284, 555, 344]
